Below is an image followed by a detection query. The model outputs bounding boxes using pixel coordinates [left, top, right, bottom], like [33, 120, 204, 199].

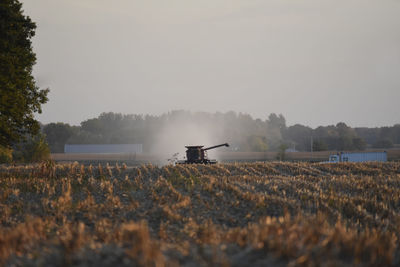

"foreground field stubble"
[1, 162, 400, 266]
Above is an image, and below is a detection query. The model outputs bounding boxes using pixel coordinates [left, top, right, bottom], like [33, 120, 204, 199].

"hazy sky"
[21, 0, 400, 127]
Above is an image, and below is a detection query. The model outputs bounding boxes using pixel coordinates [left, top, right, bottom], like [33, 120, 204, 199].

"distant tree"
[13, 133, 50, 162]
[393, 124, 400, 144]
[265, 113, 286, 151]
[0, 0, 49, 148]
[313, 126, 337, 150]
[355, 125, 400, 147]
[378, 125, 400, 145]
[43, 123, 76, 152]
[313, 140, 329, 151]
[0, 145, 13, 163]
[373, 138, 393, 149]
[267, 113, 286, 131]
[246, 135, 268, 152]
[284, 124, 313, 151]
[80, 118, 103, 134]
[352, 137, 366, 150]
[354, 127, 380, 145]
[276, 143, 288, 161]
[334, 122, 365, 150]
[336, 122, 354, 139]
[337, 136, 354, 150]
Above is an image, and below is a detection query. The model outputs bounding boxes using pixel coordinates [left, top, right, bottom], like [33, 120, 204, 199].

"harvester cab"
[177, 143, 229, 164]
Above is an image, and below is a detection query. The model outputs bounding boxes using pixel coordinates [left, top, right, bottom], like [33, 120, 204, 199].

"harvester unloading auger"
[176, 143, 229, 164]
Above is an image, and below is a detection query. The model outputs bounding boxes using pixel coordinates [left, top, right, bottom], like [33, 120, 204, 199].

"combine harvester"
[177, 143, 229, 164]
[326, 151, 387, 163]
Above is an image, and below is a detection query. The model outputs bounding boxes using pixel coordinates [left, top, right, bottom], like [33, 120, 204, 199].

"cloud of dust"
[151, 117, 223, 165]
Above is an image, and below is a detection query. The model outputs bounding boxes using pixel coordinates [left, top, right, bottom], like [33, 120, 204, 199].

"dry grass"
[0, 161, 400, 266]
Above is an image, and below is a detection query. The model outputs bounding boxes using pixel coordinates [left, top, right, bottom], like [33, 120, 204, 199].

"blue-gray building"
[328, 151, 387, 163]
[64, 144, 142, 154]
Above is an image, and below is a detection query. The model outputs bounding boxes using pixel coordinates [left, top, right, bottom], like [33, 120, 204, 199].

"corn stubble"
[0, 161, 400, 266]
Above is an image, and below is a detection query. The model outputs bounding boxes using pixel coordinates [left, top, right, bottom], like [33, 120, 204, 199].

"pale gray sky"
[21, 0, 400, 127]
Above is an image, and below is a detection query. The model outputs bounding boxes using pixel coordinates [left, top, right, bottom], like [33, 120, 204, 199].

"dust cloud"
[151, 118, 225, 165]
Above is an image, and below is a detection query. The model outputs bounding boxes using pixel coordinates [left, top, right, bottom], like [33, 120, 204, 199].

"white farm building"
[64, 144, 142, 154]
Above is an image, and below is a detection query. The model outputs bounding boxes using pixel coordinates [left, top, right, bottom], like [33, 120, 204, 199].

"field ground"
[50, 148, 400, 164]
[1, 162, 400, 266]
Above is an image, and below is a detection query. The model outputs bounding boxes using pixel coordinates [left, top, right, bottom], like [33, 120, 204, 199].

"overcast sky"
[21, 0, 400, 127]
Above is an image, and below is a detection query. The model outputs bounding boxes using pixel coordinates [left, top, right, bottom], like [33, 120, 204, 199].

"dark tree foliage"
[283, 124, 313, 151]
[313, 140, 328, 151]
[43, 123, 76, 153]
[373, 138, 393, 149]
[12, 133, 50, 162]
[356, 125, 400, 149]
[0, 0, 48, 148]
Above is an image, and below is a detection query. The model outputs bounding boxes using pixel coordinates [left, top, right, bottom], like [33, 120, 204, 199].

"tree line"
[42, 111, 400, 153]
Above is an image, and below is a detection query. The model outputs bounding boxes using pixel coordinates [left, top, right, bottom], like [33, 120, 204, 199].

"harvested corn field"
[1, 162, 400, 266]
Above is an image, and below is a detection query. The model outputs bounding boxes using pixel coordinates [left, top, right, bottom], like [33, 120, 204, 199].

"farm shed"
[64, 144, 142, 154]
